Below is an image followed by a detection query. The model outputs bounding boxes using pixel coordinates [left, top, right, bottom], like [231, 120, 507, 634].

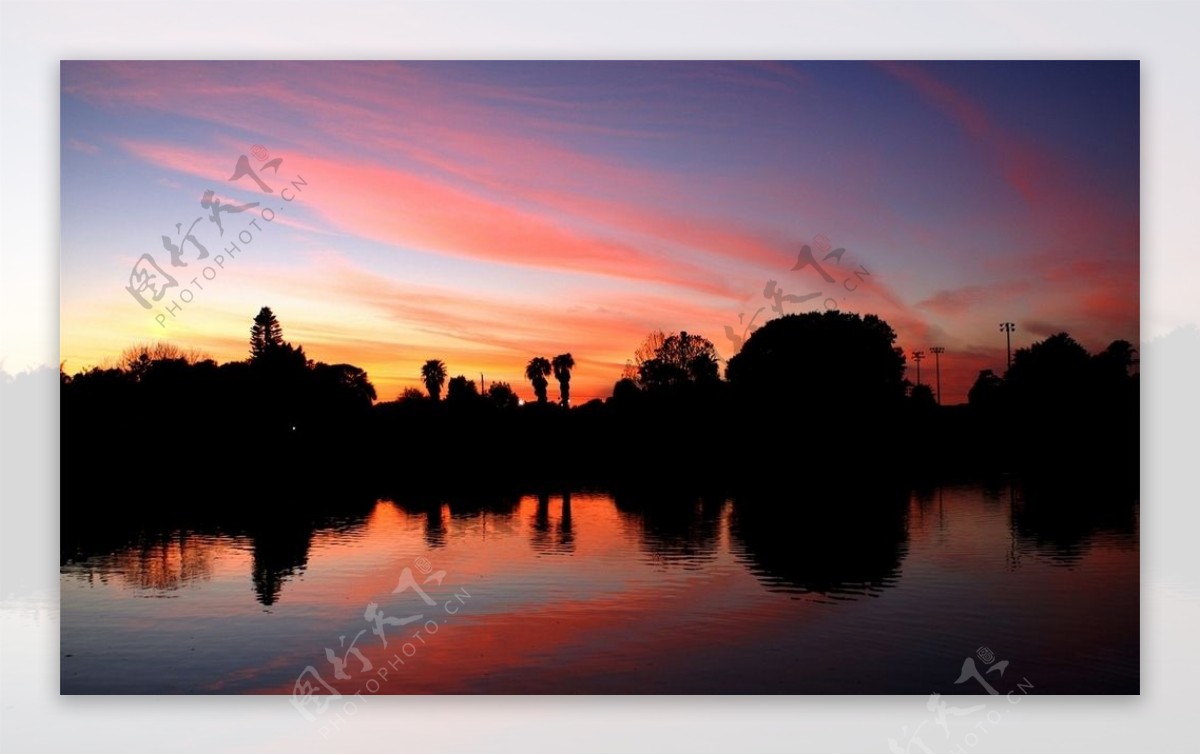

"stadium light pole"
[999, 322, 1016, 370]
[930, 346, 945, 405]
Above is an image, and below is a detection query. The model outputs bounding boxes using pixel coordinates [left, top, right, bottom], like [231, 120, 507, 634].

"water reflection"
[101, 533, 221, 592]
[387, 491, 448, 549]
[64, 500, 377, 606]
[61, 480, 1139, 694]
[387, 489, 525, 549]
[249, 521, 315, 606]
[249, 505, 377, 605]
[445, 490, 523, 520]
[530, 491, 575, 555]
[1011, 477, 1140, 565]
[731, 485, 910, 599]
[62, 480, 1137, 611]
[612, 488, 723, 568]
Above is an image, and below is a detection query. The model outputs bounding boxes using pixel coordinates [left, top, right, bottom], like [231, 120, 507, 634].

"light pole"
[930, 346, 945, 405]
[999, 322, 1016, 370]
[911, 350, 925, 388]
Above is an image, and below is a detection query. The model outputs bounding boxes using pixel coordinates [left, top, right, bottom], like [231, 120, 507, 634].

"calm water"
[60, 481, 1138, 694]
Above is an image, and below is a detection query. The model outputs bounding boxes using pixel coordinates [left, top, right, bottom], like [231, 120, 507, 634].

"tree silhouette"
[250, 306, 284, 360]
[622, 330, 667, 382]
[1004, 332, 1091, 409]
[399, 387, 426, 402]
[61, 298, 1140, 506]
[120, 342, 209, 378]
[551, 353, 575, 407]
[247, 307, 307, 378]
[525, 357, 552, 404]
[610, 377, 642, 405]
[726, 311, 906, 414]
[687, 352, 720, 383]
[1094, 339, 1137, 382]
[637, 331, 720, 390]
[967, 369, 1004, 410]
[312, 363, 377, 407]
[486, 381, 520, 409]
[420, 359, 447, 401]
[997, 331, 1140, 469]
[909, 383, 936, 409]
[446, 375, 479, 404]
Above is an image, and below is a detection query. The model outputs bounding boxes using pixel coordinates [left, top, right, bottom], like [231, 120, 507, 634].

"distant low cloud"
[1023, 319, 1066, 339]
[917, 285, 989, 316]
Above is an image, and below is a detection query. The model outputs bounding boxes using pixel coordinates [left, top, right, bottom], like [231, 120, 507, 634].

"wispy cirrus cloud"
[66, 138, 100, 155]
[117, 137, 748, 300]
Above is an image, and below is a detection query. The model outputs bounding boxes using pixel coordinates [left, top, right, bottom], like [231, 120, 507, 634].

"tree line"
[60, 305, 1138, 510]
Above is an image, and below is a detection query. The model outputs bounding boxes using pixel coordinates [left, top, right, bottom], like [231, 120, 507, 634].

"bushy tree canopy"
[725, 311, 906, 411]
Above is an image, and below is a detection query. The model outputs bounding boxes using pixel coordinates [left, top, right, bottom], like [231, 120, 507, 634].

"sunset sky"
[60, 61, 1139, 404]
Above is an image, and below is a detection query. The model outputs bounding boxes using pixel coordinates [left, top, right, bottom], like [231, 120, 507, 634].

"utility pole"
[911, 350, 925, 388]
[930, 346, 945, 405]
[999, 322, 1016, 371]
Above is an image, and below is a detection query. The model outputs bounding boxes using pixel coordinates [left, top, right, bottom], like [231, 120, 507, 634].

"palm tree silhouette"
[551, 353, 575, 407]
[420, 359, 447, 401]
[525, 357, 552, 404]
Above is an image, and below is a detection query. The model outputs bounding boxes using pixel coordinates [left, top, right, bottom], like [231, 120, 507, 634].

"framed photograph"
[59, 60, 1139, 707]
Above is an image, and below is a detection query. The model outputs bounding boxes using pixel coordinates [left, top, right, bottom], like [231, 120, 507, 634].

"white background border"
[2, 1, 1197, 752]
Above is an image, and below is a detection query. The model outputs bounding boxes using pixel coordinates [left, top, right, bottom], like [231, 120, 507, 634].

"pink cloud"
[118, 138, 745, 299]
[916, 280, 1034, 317]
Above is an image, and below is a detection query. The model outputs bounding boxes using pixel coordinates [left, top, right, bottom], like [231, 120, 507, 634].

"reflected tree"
[731, 485, 910, 599]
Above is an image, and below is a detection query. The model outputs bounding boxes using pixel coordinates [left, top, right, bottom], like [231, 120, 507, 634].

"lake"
[60, 479, 1138, 696]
